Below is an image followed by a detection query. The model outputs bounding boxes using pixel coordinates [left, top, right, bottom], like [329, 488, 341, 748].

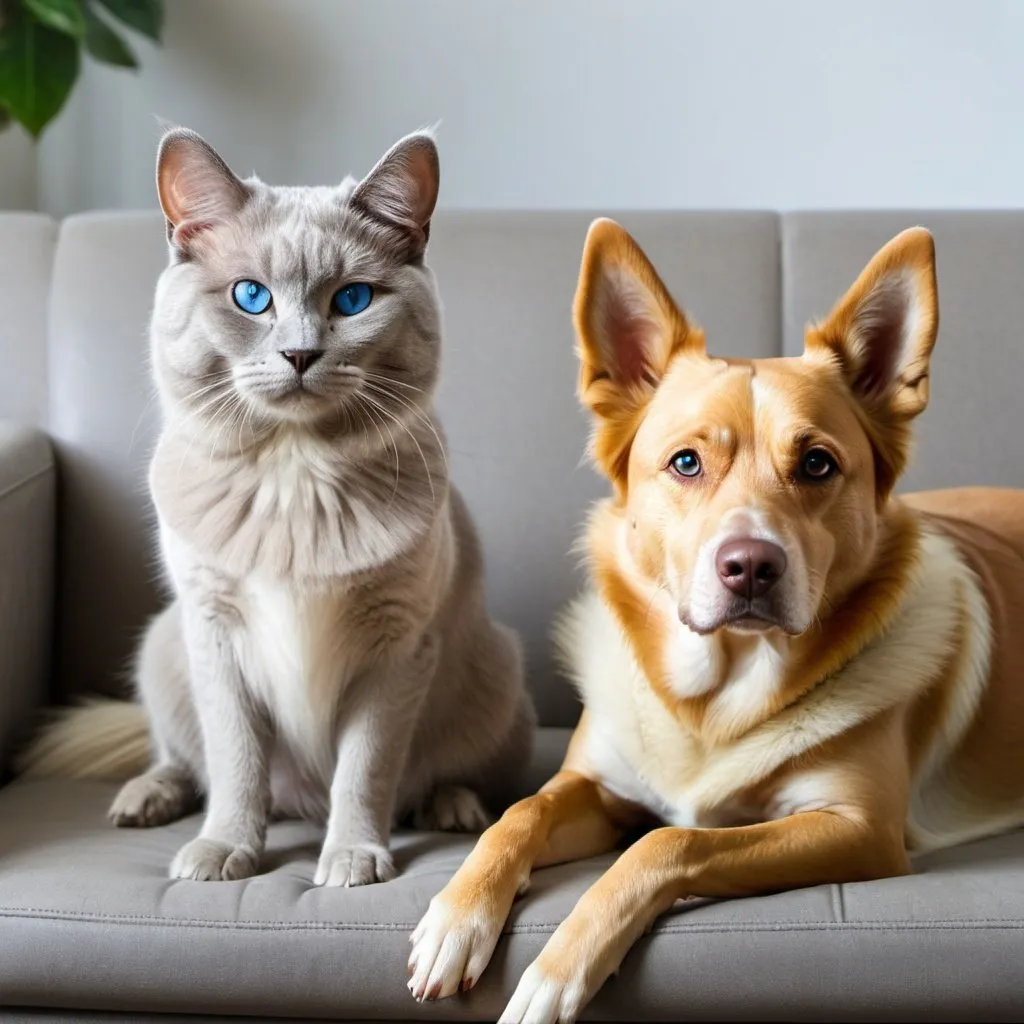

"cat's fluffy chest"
[151, 422, 439, 581]
[234, 574, 360, 759]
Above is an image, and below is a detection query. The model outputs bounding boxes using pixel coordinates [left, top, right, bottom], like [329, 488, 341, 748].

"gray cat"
[19, 127, 534, 886]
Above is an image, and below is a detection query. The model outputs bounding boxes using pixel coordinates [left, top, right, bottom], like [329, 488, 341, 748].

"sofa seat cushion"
[2, 726, 1024, 1021]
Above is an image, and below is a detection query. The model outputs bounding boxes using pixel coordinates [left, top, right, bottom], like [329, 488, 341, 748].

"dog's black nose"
[716, 538, 788, 599]
[280, 349, 324, 374]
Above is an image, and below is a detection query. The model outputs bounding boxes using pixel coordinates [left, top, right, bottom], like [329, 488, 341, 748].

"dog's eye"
[800, 447, 837, 481]
[670, 449, 702, 478]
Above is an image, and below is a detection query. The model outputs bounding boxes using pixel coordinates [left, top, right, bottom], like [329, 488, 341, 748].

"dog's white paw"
[499, 962, 587, 1024]
[408, 893, 504, 1001]
[414, 785, 491, 833]
[170, 837, 259, 881]
[315, 841, 395, 887]
[109, 771, 195, 828]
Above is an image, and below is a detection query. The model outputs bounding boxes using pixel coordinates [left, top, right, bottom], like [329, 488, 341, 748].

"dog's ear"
[806, 227, 938, 418]
[574, 218, 705, 487]
[575, 218, 703, 405]
[804, 227, 938, 498]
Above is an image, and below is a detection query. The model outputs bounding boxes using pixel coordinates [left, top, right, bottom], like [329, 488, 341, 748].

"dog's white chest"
[562, 591, 752, 825]
[560, 528, 977, 833]
[583, 696, 762, 828]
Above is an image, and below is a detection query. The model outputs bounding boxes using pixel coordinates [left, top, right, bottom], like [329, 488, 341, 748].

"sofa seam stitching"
[2, 908, 1023, 932]
[0, 464, 53, 503]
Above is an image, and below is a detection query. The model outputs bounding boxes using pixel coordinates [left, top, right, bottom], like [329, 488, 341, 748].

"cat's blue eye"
[333, 282, 373, 317]
[232, 280, 272, 315]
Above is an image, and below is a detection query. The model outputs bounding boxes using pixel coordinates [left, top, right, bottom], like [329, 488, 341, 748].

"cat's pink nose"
[280, 350, 324, 375]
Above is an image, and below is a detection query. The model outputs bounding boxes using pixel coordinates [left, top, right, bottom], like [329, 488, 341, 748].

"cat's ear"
[156, 128, 249, 252]
[350, 132, 439, 255]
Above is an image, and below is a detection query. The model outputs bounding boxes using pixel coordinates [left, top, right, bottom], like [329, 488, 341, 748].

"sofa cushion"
[0, 425, 55, 776]
[782, 211, 1024, 494]
[2, 727, 1024, 1022]
[44, 211, 781, 726]
[0, 214, 57, 427]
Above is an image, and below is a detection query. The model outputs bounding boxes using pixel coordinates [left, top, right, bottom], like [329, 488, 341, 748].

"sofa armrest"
[0, 423, 56, 774]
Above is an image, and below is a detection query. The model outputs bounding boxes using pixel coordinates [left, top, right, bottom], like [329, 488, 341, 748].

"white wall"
[23, 0, 1024, 215]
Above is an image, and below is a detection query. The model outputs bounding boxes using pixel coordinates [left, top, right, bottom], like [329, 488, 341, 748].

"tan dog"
[407, 222, 1024, 1023]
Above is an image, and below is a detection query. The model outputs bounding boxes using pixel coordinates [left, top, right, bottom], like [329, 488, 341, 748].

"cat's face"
[151, 129, 441, 434]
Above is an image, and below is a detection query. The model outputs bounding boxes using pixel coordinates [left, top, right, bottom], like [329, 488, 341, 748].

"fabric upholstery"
[6, 209, 1024, 1020]
[44, 210, 781, 725]
[2, 728, 1024, 1021]
[782, 212, 1024, 493]
[0, 215, 56, 427]
[0, 424, 55, 776]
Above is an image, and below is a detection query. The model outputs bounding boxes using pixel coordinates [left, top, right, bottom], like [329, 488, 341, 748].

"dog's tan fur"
[408, 222, 1024, 1023]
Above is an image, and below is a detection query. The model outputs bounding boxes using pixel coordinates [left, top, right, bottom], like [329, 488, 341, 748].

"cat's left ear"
[350, 132, 439, 255]
[156, 127, 249, 252]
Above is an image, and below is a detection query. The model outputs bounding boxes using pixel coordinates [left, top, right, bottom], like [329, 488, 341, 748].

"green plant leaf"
[0, 106, 10, 130]
[92, 0, 160, 41]
[84, 2, 135, 66]
[21, 0, 85, 37]
[0, 7, 80, 136]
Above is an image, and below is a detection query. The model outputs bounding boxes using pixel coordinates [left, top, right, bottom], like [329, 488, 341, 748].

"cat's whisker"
[359, 390, 436, 506]
[361, 380, 449, 476]
[128, 386, 160, 456]
[205, 392, 247, 473]
[175, 391, 238, 486]
[173, 385, 244, 484]
[361, 369, 425, 394]
[181, 372, 235, 403]
[352, 393, 402, 508]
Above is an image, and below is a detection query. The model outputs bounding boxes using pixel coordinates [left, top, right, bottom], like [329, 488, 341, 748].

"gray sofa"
[1, 210, 1023, 1022]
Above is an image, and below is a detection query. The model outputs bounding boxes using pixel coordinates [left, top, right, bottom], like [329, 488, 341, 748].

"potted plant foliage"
[0, 0, 163, 137]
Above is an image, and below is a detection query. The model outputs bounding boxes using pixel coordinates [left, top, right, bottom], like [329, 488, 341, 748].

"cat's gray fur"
[19, 128, 534, 886]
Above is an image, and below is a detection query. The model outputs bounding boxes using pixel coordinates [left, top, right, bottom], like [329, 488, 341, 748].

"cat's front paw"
[315, 841, 395, 887]
[109, 770, 195, 828]
[170, 837, 259, 881]
[413, 785, 492, 833]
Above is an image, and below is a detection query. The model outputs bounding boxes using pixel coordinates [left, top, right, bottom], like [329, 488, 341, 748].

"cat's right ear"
[156, 128, 249, 252]
[350, 132, 439, 256]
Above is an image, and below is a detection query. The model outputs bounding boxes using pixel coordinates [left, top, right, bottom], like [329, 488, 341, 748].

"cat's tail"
[16, 699, 150, 781]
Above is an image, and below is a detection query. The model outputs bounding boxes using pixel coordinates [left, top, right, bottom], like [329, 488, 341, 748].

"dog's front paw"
[315, 841, 395, 887]
[408, 892, 503, 1002]
[170, 837, 259, 881]
[499, 961, 588, 1024]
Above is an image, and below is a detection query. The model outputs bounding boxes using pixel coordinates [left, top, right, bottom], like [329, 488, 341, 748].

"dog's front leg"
[170, 602, 271, 882]
[314, 632, 437, 888]
[409, 769, 629, 1003]
[501, 810, 911, 1024]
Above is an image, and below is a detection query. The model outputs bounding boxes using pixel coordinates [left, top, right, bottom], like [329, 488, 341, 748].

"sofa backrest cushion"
[43, 210, 781, 725]
[782, 212, 1024, 494]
